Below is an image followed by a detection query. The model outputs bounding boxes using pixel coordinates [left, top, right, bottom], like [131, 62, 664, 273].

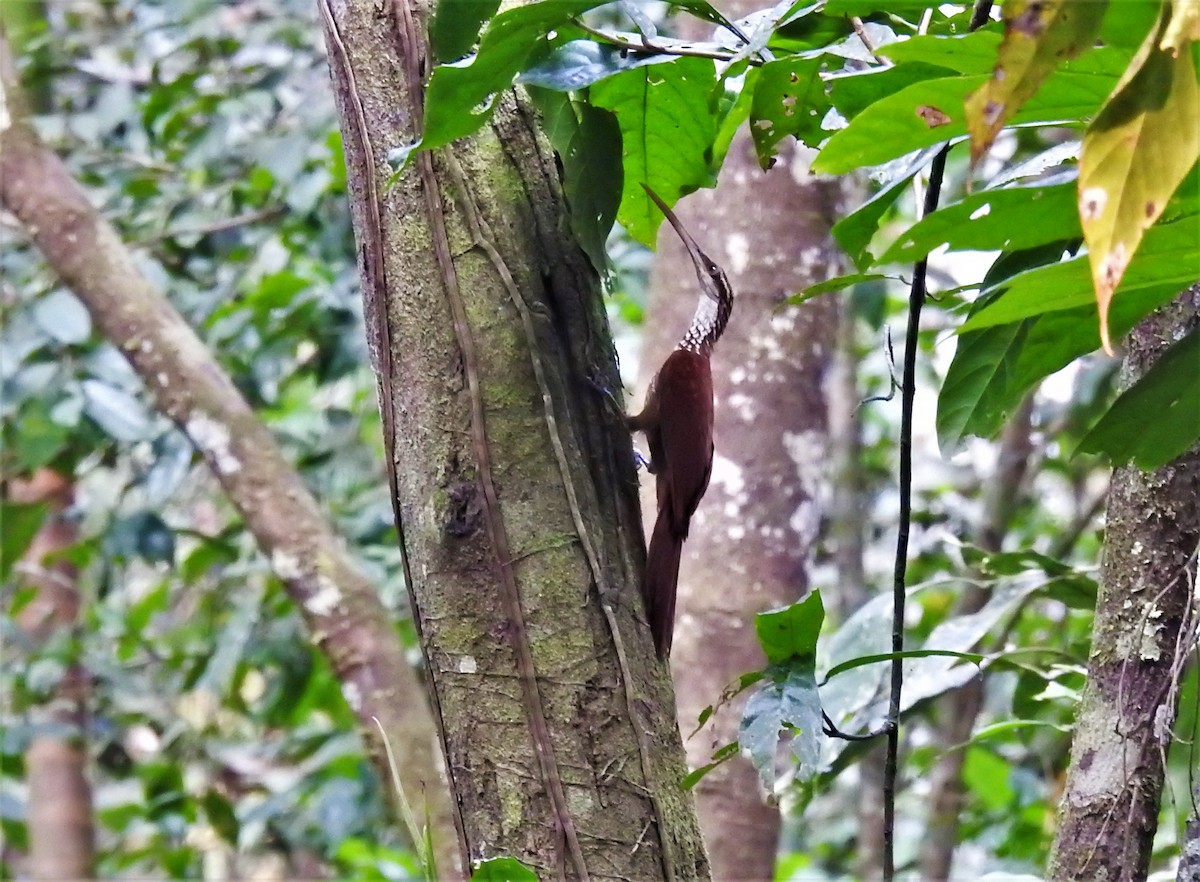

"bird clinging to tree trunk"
[628, 185, 734, 658]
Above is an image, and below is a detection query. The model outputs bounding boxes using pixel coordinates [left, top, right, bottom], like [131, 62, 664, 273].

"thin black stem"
[881, 143, 949, 882]
[880, 6, 992, 878]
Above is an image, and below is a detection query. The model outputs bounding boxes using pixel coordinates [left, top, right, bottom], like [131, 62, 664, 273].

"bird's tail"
[643, 508, 682, 658]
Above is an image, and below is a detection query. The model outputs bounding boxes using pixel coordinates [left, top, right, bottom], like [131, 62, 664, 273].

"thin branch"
[880, 7, 993, 878]
[850, 17, 892, 66]
[882, 142, 949, 882]
[130, 206, 284, 247]
[569, 18, 766, 67]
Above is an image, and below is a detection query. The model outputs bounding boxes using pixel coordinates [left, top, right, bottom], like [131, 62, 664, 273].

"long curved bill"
[640, 183, 724, 302]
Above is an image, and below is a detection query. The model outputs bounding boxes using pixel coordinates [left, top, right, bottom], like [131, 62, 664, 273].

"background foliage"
[2, 1, 418, 877]
[3, 0, 1198, 879]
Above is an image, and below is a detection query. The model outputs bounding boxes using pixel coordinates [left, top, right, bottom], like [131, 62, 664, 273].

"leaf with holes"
[748, 55, 828, 164]
[1078, 5, 1200, 353]
[965, 0, 1108, 164]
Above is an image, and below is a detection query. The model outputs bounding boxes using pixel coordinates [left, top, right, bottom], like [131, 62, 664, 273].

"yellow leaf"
[965, 0, 1108, 165]
[1161, 0, 1200, 54]
[1079, 3, 1200, 354]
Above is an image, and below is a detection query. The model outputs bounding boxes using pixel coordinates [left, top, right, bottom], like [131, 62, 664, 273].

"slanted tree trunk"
[640, 130, 842, 878]
[1048, 288, 1200, 882]
[320, 0, 708, 877]
[0, 30, 458, 873]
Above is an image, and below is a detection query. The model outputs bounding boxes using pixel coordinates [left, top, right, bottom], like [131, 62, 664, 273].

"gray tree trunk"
[639, 131, 842, 879]
[1047, 288, 1200, 882]
[321, 0, 709, 878]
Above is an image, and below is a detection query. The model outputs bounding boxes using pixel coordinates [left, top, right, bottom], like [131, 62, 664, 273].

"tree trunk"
[920, 396, 1035, 881]
[1179, 775, 1200, 882]
[639, 129, 842, 878]
[0, 31, 458, 873]
[320, 0, 708, 878]
[1047, 288, 1200, 882]
[9, 470, 95, 882]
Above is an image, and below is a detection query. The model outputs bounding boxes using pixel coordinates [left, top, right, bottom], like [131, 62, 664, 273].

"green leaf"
[9, 403, 71, 469]
[961, 213, 1200, 332]
[681, 740, 740, 790]
[831, 145, 942, 268]
[1041, 574, 1099, 610]
[527, 88, 622, 273]
[880, 28, 1004, 74]
[0, 501, 48, 582]
[748, 55, 828, 163]
[712, 64, 757, 171]
[526, 84, 578, 154]
[959, 545, 1075, 578]
[589, 57, 718, 247]
[937, 318, 1030, 453]
[828, 61, 957, 123]
[879, 179, 1080, 265]
[740, 666, 822, 788]
[962, 747, 1014, 811]
[470, 857, 538, 882]
[1078, 326, 1200, 468]
[815, 61, 1119, 174]
[823, 648, 982, 682]
[1078, 7, 1200, 352]
[422, 0, 600, 151]
[562, 103, 623, 272]
[202, 789, 239, 843]
[939, 274, 1184, 451]
[429, 0, 500, 63]
[964, 0, 1108, 163]
[519, 39, 672, 91]
[790, 272, 897, 303]
[755, 591, 824, 665]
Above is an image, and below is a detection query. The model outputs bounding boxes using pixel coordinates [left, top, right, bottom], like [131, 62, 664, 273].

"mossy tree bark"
[1048, 287, 1200, 882]
[320, 1, 709, 878]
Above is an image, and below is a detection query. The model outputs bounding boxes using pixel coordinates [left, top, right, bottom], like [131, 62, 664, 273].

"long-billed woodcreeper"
[628, 185, 734, 658]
